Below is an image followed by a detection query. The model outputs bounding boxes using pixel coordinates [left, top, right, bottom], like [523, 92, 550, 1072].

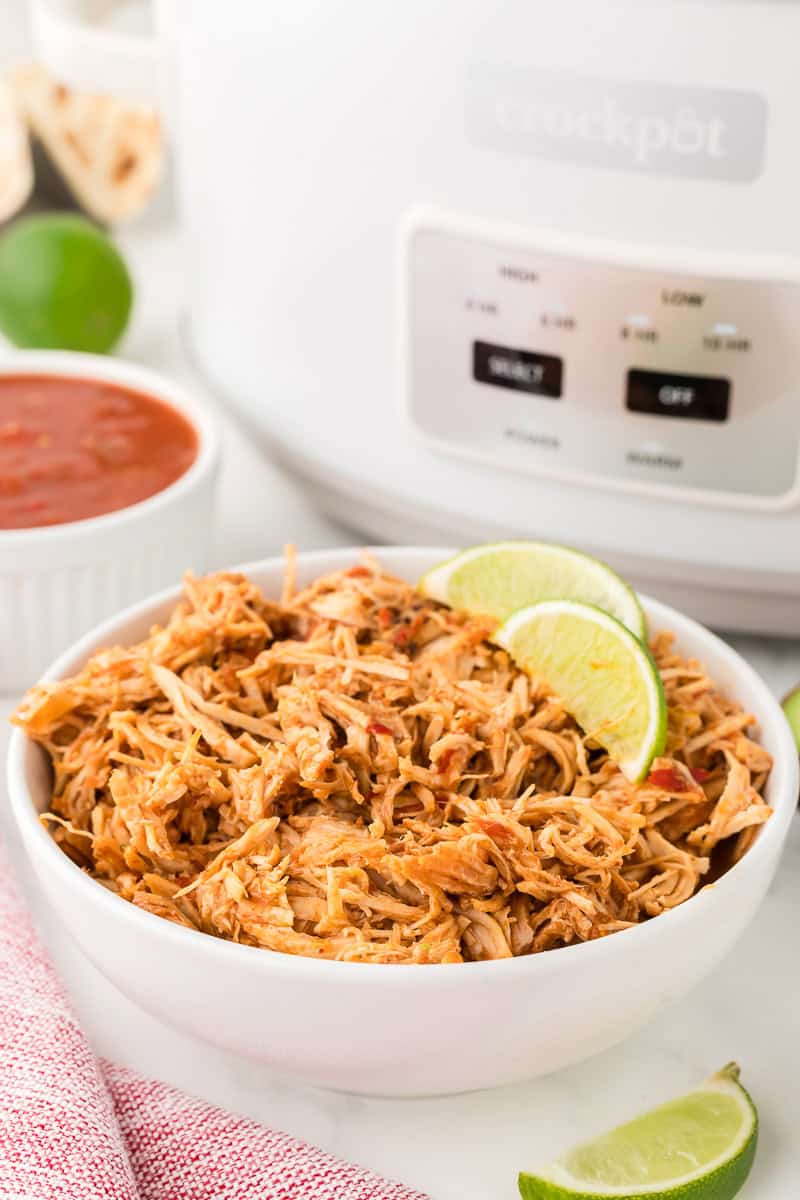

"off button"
[626, 369, 730, 423]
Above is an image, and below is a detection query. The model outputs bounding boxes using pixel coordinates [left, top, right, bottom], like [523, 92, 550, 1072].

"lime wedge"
[782, 685, 800, 753]
[519, 1064, 757, 1200]
[495, 600, 665, 781]
[420, 542, 645, 638]
[0, 213, 132, 353]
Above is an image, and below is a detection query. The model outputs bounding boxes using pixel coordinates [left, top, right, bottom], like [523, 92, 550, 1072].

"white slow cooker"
[34, 0, 800, 632]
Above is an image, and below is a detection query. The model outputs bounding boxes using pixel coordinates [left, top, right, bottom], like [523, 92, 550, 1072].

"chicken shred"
[13, 559, 772, 964]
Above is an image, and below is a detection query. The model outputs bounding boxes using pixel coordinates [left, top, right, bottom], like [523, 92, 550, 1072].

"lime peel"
[0, 213, 132, 353]
[519, 1064, 757, 1200]
[420, 541, 646, 639]
[495, 600, 666, 782]
[781, 686, 800, 753]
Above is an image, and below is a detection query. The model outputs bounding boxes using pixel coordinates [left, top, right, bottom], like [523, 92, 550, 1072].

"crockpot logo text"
[495, 96, 726, 168]
[467, 69, 767, 182]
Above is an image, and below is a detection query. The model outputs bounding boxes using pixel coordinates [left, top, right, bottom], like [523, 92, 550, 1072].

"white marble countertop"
[1, 219, 799, 1198]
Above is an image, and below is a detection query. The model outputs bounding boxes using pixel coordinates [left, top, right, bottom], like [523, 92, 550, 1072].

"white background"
[1, 4, 799, 1196]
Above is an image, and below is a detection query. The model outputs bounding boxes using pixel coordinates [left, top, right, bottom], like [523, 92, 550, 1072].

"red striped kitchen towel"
[0, 841, 427, 1200]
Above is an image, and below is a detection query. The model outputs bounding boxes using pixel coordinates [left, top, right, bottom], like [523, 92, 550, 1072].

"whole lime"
[0, 213, 133, 353]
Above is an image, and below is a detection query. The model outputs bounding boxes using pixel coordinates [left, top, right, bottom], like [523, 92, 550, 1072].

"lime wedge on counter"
[782, 686, 800, 753]
[519, 1064, 757, 1200]
[0, 213, 132, 353]
[420, 542, 646, 638]
[495, 600, 665, 781]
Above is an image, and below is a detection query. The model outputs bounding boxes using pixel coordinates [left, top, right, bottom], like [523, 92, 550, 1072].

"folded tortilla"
[0, 79, 33, 223]
[9, 64, 164, 225]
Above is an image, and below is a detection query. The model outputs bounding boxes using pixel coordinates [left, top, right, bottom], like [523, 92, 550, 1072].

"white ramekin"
[7, 548, 798, 1096]
[0, 350, 220, 693]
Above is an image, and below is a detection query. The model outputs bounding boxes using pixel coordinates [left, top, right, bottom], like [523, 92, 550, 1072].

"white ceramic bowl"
[7, 548, 798, 1096]
[0, 351, 220, 692]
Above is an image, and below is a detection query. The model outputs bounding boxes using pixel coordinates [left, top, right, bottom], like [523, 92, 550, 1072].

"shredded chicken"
[13, 556, 772, 964]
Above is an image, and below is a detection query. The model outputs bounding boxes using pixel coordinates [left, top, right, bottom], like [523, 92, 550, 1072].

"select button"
[626, 368, 730, 423]
[473, 341, 562, 398]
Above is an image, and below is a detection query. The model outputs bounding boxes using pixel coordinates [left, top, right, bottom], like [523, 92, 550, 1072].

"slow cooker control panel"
[404, 213, 800, 508]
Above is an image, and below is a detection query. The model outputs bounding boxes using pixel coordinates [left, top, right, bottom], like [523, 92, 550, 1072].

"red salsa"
[0, 374, 198, 530]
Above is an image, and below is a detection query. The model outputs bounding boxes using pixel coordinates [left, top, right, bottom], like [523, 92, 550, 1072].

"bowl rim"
[0, 349, 220, 543]
[7, 545, 798, 984]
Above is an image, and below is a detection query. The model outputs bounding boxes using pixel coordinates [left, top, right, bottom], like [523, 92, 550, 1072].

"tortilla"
[9, 64, 164, 225]
[0, 79, 33, 224]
